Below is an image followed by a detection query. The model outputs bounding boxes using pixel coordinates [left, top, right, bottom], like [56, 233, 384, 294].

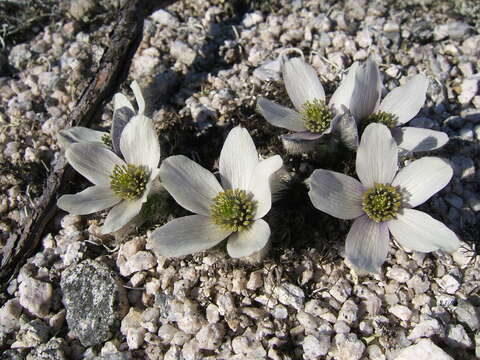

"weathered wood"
[0, 0, 177, 288]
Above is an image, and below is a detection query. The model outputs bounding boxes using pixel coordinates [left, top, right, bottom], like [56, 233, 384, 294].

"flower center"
[210, 189, 257, 232]
[364, 111, 398, 128]
[301, 99, 333, 134]
[110, 164, 150, 200]
[102, 133, 112, 147]
[362, 183, 402, 222]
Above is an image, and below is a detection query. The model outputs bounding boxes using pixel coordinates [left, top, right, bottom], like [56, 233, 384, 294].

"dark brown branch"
[0, 0, 177, 289]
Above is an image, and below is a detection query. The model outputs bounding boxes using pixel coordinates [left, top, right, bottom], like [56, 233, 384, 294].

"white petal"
[130, 80, 145, 115]
[101, 199, 143, 234]
[113, 93, 134, 112]
[392, 157, 453, 208]
[329, 62, 359, 114]
[159, 155, 222, 215]
[345, 215, 390, 273]
[392, 127, 449, 153]
[308, 169, 364, 220]
[57, 185, 120, 215]
[377, 74, 429, 125]
[388, 209, 459, 252]
[356, 123, 398, 188]
[219, 127, 258, 190]
[120, 115, 160, 169]
[58, 127, 107, 149]
[248, 155, 283, 219]
[257, 98, 306, 131]
[282, 57, 325, 111]
[111, 104, 135, 156]
[350, 58, 382, 121]
[147, 215, 231, 257]
[227, 219, 270, 258]
[66, 143, 125, 186]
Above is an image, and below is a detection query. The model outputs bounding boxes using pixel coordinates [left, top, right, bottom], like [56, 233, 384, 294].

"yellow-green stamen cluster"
[301, 99, 333, 134]
[210, 189, 257, 232]
[362, 183, 402, 222]
[102, 133, 112, 147]
[364, 111, 398, 128]
[110, 164, 150, 200]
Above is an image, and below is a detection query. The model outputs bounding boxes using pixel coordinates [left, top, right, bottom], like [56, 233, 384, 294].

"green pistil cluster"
[364, 111, 398, 128]
[110, 164, 150, 200]
[210, 189, 257, 232]
[362, 183, 402, 222]
[102, 133, 112, 147]
[301, 99, 333, 134]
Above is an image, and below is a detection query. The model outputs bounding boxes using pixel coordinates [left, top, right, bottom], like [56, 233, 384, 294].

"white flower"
[147, 126, 283, 258]
[57, 81, 145, 154]
[335, 58, 448, 153]
[308, 123, 459, 272]
[57, 114, 160, 234]
[257, 56, 354, 153]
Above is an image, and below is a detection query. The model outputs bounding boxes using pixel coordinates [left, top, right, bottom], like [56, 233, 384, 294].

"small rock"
[434, 22, 471, 41]
[455, 300, 480, 331]
[195, 323, 225, 350]
[451, 156, 475, 182]
[69, 0, 97, 21]
[246, 271, 263, 291]
[126, 328, 145, 350]
[158, 324, 177, 345]
[386, 266, 410, 283]
[151, 9, 179, 27]
[437, 274, 461, 294]
[26, 337, 67, 360]
[389, 304, 412, 321]
[19, 277, 52, 318]
[12, 319, 49, 348]
[118, 251, 156, 277]
[242, 12, 263, 28]
[170, 40, 196, 66]
[231, 329, 266, 357]
[0, 299, 22, 333]
[459, 78, 479, 104]
[395, 338, 453, 360]
[331, 333, 365, 360]
[445, 324, 473, 349]
[337, 300, 358, 325]
[275, 283, 304, 310]
[60, 259, 129, 346]
[408, 318, 442, 340]
[302, 334, 330, 358]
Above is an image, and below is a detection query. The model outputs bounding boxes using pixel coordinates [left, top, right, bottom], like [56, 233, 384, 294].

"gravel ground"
[1, 0, 480, 359]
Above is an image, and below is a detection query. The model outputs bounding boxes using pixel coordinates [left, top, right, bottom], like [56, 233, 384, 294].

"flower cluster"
[57, 55, 460, 273]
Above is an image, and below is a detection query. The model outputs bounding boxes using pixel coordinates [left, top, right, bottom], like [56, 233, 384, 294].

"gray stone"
[69, 0, 97, 21]
[170, 40, 196, 66]
[337, 299, 358, 325]
[275, 283, 305, 310]
[451, 156, 475, 182]
[434, 22, 471, 41]
[26, 338, 67, 360]
[332, 333, 365, 360]
[96, 353, 133, 360]
[455, 300, 480, 330]
[302, 334, 330, 358]
[151, 9, 179, 27]
[408, 318, 443, 340]
[444, 194, 464, 209]
[459, 78, 479, 105]
[0, 299, 22, 333]
[437, 274, 461, 294]
[395, 339, 453, 360]
[389, 304, 412, 321]
[60, 259, 128, 347]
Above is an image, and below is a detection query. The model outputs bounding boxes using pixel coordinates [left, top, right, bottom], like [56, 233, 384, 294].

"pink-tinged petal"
[227, 219, 270, 258]
[356, 123, 398, 188]
[350, 57, 382, 121]
[159, 155, 223, 216]
[101, 199, 143, 234]
[345, 215, 390, 273]
[147, 215, 231, 257]
[219, 127, 258, 190]
[257, 98, 306, 132]
[57, 185, 120, 215]
[392, 127, 449, 153]
[282, 57, 325, 111]
[388, 208, 459, 252]
[248, 155, 283, 219]
[377, 74, 429, 125]
[392, 157, 453, 208]
[120, 115, 160, 169]
[66, 143, 125, 186]
[308, 169, 364, 220]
